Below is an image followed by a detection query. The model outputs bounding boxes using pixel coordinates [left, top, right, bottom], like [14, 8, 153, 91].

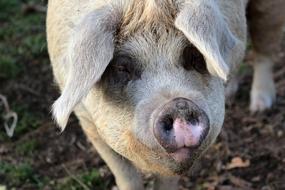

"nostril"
[186, 112, 199, 126]
[154, 115, 177, 152]
[162, 116, 174, 133]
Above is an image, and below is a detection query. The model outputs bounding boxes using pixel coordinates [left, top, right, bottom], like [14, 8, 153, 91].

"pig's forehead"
[118, 31, 188, 65]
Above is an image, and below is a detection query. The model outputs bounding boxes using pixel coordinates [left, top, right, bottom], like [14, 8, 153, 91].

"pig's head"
[52, 0, 245, 175]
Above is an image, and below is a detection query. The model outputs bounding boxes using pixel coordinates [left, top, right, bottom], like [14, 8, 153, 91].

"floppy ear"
[52, 6, 121, 130]
[175, 0, 238, 80]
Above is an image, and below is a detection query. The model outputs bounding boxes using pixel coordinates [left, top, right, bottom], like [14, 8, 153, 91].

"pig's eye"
[182, 46, 208, 74]
[111, 56, 133, 82]
[102, 55, 141, 86]
[113, 64, 131, 75]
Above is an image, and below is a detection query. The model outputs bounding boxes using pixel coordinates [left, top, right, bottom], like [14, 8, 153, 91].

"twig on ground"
[62, 164, 90, 190]
[0, 94, 18, 137]
[15, 84, 41, 97]
[0, 94, 9, 112]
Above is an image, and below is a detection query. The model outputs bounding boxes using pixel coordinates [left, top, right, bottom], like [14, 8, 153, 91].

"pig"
[46, 0, 285, 189]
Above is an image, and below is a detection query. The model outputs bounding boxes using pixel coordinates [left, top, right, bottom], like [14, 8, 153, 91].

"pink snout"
[153, 98, 209, 162]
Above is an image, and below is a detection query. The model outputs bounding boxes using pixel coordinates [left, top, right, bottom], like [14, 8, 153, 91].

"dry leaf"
[226, 157, 250, 170]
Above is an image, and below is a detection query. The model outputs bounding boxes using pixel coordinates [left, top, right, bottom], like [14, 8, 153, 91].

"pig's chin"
[168, 148, 202, 174]
[154, 149, 202, 175]
[124, 129, 202, 175]
[170, 147, 199, 163]
[130, 137, 204, 176]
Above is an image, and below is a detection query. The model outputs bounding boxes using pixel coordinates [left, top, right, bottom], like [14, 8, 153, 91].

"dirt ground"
[0, 1, 284, 190]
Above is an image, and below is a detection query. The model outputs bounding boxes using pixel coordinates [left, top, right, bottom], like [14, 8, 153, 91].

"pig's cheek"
[204, 98, 225, 146]
[132, 100, 160, 148]
[98, 114, 136, 150]
[194, 78, 225, 148]
[94, 121, 131, 155]
[95, 114, 173, 174]
[81, 91, 140, 158]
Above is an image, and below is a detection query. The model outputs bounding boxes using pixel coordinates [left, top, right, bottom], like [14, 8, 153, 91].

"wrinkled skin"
[47, 0, 285, 189]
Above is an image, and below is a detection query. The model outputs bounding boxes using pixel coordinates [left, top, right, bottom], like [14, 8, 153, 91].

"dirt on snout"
[0, 1, 284, 189]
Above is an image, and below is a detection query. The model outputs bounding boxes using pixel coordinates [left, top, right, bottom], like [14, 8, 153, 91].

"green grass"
[0, 162, 33, 184]
[0, 0, 46, 140]
[0, 54, 20, 78]
[0, 162, 49, 188]
[0, 161, 106, 189]
[0, 0, 19, 20]
[13, 105, 41, 135]
[0, 1, 51, 187]
[54, 169, 107, 190]
[0, 0, 47, 80]
[15, 139, 39, 155]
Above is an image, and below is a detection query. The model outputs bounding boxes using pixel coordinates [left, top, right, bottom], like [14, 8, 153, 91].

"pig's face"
[94, 31, 226, 174]
[52, 1, 244, 175]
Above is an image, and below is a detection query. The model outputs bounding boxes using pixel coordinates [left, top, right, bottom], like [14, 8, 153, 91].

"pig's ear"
[175, 0, 238, 80]
[52, 6, 121, 130]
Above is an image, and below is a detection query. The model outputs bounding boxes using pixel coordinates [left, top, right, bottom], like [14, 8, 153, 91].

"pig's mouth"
[169, 144, 202, 162]
[169, 148, 201, 174]
[170, 147, 198, 162]
[165, 125, 209, 174]
[167, 119, 210, 162]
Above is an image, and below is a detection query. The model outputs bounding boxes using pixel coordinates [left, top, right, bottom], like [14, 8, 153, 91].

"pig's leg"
[75, 108, 144, 190]
[247, 0, 285, 112]
[153, 175, 179, 190]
